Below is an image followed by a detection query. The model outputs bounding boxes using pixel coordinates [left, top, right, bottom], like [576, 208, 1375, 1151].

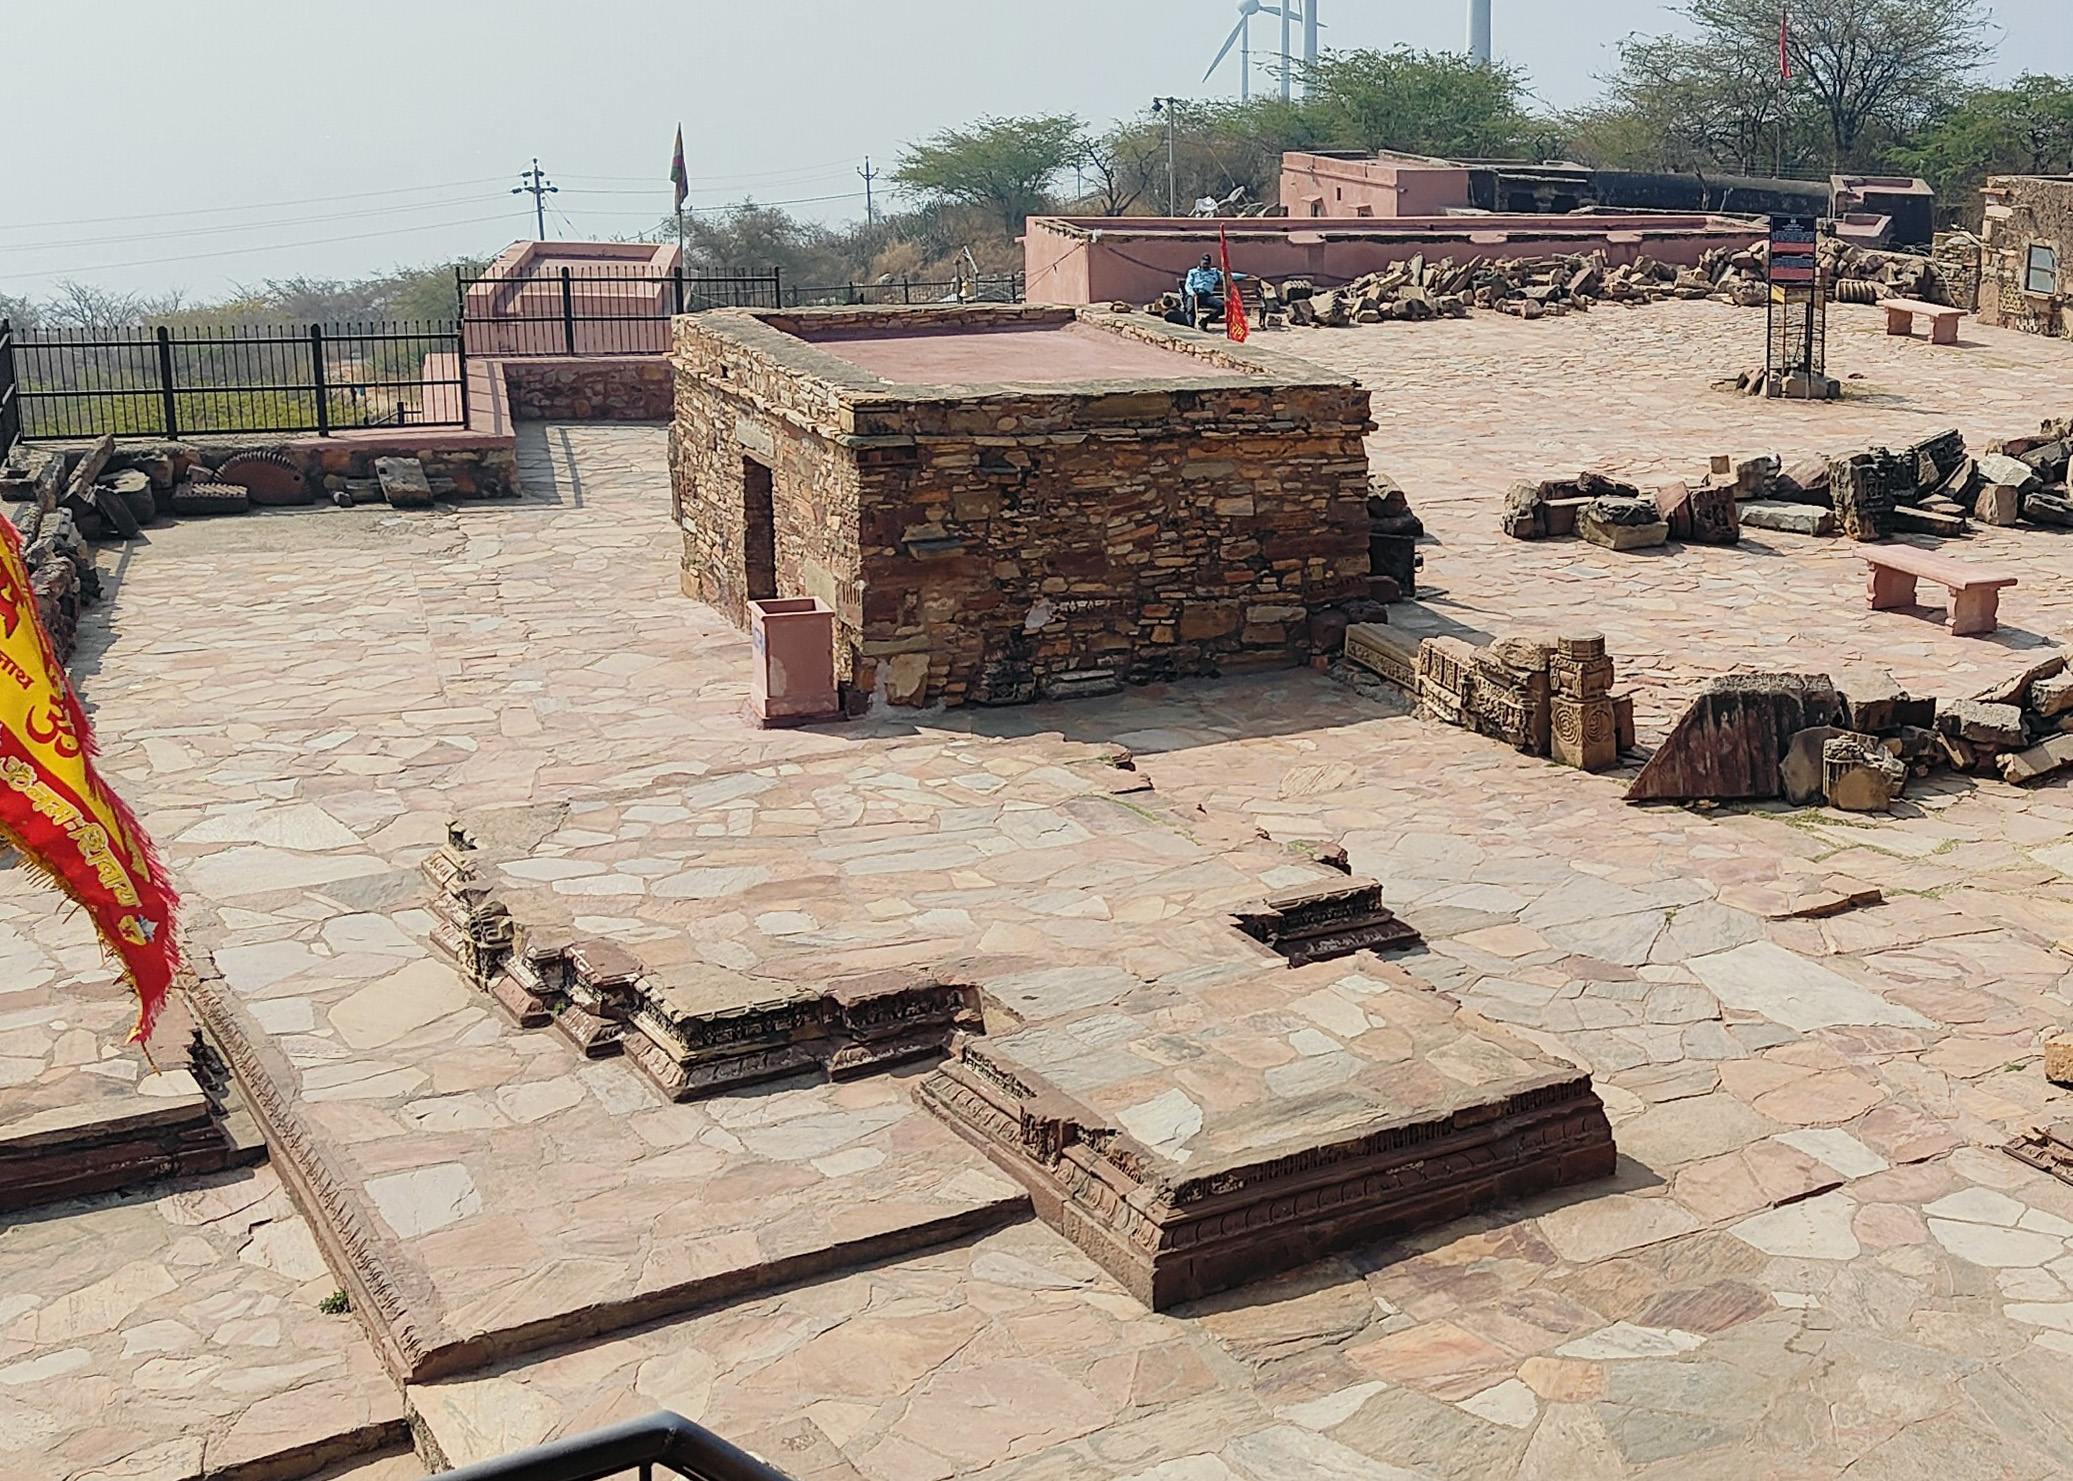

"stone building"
[668, 303, 1374, 710]
[1979, 175, 2073, 337]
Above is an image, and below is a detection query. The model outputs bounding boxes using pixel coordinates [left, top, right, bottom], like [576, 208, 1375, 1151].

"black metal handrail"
[438, 1412, 796, 1481]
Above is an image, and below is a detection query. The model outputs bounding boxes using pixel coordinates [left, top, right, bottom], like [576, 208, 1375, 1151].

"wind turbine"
[1203, 0, 1321, 103]
[1203, 0, 1264, 102]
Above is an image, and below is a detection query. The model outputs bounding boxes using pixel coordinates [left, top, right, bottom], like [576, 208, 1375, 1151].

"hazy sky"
[5, 0, 2064, 301]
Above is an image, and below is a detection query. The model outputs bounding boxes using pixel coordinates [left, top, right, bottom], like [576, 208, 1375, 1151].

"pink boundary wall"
[461, 240, 683, 357]
[1024, 215, 1770, 307]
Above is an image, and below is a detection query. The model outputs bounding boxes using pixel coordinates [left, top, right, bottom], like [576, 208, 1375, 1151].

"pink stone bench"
[1862, 544, 2017, 636]
[1882, 298, 1963, 345]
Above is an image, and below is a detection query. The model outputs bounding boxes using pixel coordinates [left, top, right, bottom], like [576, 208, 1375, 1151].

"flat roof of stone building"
[794, 319, 1256, 386]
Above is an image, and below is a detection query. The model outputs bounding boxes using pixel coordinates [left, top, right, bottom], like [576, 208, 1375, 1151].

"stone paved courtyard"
[5, 297, 2073, 1478]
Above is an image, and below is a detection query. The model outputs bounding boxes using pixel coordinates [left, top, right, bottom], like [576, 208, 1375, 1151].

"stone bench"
[1882, 298, 1963, 345]
[1862, 544, 2018, 636]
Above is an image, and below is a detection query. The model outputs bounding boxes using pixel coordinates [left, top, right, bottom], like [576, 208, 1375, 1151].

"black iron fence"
[0, 321, 20, 457]
[456, 265, 1027, 358]
[7, 319, 466, 441]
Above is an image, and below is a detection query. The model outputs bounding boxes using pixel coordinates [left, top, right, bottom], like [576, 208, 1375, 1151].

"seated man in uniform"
[1182, 253, 1226, 325]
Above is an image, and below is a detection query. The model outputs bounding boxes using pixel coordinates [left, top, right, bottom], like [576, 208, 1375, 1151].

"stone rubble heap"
[0, 441, 106, 661]
[0, 437, 513, 533]
[1698, 238, 1956, 310]
[1502, 419, 2073, 553]
[1142, 240, 1959, 334]
[1626, 654, 2073, 809]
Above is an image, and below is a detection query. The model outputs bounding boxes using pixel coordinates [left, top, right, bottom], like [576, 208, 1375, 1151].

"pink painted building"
[1281, 151, 1474, 218]
[460, 240, 683, 357]
[1023, 215, 1769, 307]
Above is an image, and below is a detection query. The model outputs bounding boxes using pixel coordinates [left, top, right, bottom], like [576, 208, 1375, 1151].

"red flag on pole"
[670, 125, 689, 213]
[1779, 6, 1792, 82]
[0, 518, 179, 1040]
[1219, 223, 1249, 344]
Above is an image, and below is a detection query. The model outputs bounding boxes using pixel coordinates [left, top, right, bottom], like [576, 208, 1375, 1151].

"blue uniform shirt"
[1185, 265, 1223, 297]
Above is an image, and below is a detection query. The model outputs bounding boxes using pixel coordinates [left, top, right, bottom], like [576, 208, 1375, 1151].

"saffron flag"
[1780, 6, 1792, 82]
[0, 518, 178, 1040]
[1219, 224, 1250, 344]
[670, 126, 689, 213]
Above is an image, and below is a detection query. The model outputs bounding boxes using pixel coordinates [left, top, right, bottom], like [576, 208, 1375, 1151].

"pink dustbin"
[747, 597, 840, 727]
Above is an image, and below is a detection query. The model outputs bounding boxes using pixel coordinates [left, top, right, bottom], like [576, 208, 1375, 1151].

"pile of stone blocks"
[1, 435, 516, 529]
[1267, 258, 1473, 326]
[1347, 623, 1632, 774]
[1951, 653, 2073, 785]
[1625, 654, 2073, 807]
[1976, 419, 2073, 529]
[1503, 472, 1678, 551]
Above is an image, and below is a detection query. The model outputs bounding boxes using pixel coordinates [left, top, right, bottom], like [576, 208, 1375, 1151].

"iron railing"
[10, 320, 466, 440]
[0, 320, 20, 457]
[438, 1412, 795, 1481]
[783, 272, 1025, 308]
[456, 265, 1027, 357]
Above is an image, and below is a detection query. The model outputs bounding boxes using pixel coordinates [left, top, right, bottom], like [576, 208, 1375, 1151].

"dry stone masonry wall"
[670, 303, 1375, 710]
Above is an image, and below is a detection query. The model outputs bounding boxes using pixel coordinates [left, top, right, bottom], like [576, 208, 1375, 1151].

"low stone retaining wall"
[499, 357, 672, 421]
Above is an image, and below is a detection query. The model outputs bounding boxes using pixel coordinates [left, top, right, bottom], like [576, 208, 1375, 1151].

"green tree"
[1686, 0, 1993, 168]
[1899, 74, 2073, 222]
[1302, 48, 1540, 159]
[1570, 30, 1811, 176]
[892, 115, 1086, 237]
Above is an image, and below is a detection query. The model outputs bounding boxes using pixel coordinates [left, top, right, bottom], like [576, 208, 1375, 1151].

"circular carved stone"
[1557, 631, 1606, 659]
[217, 451, 311, 506]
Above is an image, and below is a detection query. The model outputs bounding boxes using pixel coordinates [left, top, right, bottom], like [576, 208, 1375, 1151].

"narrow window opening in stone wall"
[2028, 244, 2059, 295]
[743, 457, 777, 602]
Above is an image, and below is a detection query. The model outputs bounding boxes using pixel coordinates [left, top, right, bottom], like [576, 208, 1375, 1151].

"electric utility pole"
[514, 158, 558, 240]
[859, 157, 879, 227]
[1152, 97, 1180, 217]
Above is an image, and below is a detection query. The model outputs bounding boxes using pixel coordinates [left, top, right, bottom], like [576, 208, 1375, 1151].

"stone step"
[0, 1031, 266, 1213]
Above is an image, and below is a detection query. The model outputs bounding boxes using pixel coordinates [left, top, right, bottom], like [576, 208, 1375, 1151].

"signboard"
[1768, 215, 1819, 287]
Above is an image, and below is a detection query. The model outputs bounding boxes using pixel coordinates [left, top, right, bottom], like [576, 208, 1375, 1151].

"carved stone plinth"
[1344, 622, 1418, 692]
[1551, 695, 1619, 772]
[1416, 636, 1477, 727]
[625, 967, 982, 1102]
[553, 938, 644, 1058]
[1233, 877, 1422, 967]
[421, 827, 514, 988]
[919, 1046, 1616, 1310]
[1471, 639, 1553, 756]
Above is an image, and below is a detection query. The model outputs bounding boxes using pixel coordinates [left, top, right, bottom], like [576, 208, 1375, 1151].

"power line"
[8, 210, 525, 279]
[0, 178, 509, 233]
[0, 194, 512, 256]
[558, 158, 860, 185]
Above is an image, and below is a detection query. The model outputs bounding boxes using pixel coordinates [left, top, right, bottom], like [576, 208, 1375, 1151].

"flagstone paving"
[9, 291, 2073, 1478]
[0, 1164, 404, 1480]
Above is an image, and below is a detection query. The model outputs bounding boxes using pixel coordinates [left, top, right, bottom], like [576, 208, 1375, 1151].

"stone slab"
[0, 1165, 405, 1481]
[919, 962, 1615, 1309]
[193, 968, 1027, 1383]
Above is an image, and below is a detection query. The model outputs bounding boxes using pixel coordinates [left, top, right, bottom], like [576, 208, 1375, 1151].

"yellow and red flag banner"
[1219, 223, 1250, 343]
[0, 517, 178, 1040]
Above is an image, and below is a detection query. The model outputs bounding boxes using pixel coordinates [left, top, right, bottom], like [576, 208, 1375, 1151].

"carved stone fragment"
[1233, 877, 1421, 967]
[1625, 674, 1843, 803]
